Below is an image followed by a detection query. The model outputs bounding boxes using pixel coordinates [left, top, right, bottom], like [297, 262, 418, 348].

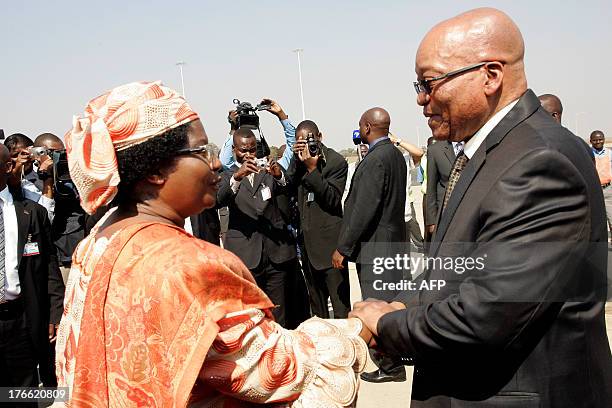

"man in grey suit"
[351, 8, 611, 407]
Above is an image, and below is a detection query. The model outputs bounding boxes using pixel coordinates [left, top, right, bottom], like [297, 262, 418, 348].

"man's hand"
[332, 249, 345, 269]
[49, 323, 59, 343]
[37, 156, 54, 174]
[349, 299, 403, 337]
[11, 149, 30, 177]
[234, 158, 259, 181]
[228, 110, 239, 131]
[293, 140, 319, 172]
[268, 159, 282, 179]
[260, 98, 288, 121]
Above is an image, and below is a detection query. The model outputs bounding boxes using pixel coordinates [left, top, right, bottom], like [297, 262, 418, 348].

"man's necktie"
[0, 203, 5, 303]
[442, 152, 469, 213]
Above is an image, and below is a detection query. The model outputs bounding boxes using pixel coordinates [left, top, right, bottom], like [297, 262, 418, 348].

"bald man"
[350, 8, 611, 407]
[333, 108, 408, 381]
[538, 93, 563, 123]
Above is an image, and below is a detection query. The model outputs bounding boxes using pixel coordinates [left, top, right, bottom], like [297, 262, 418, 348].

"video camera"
[232, 99, 271, 159]
[233, 99, 271, 129]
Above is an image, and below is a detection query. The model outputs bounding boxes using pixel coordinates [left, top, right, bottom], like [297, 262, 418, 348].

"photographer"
[286, 120, 350, 318]
[219, 98, 295, 170]
[4, 133, 55, 221]
[217, 128, 297, 327]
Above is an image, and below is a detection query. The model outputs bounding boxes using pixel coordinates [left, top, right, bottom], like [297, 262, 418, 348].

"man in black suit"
[217, 128, 296, 327]
[350, 8, 611, 407]
[332, 107, 408, 383]
[287, 120, 349, 318]
[333, 107, 407, 295]
[189, 209, 221, 245]
[425, 139, 457, 239]
[0, 144, 64, 392]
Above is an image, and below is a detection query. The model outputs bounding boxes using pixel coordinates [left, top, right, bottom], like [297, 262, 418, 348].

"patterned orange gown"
[54, 221, 367, 407]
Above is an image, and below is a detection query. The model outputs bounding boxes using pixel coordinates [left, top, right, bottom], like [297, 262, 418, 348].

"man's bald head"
[359, 107, 391, 144]
[34, 132, 64, 150]
[416, 8, 528, 141]
[538, 94, 563, 124]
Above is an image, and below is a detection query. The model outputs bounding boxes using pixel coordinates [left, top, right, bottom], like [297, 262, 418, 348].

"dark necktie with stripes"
[0, 204, 5, 302]
[442, 152, 469, 213]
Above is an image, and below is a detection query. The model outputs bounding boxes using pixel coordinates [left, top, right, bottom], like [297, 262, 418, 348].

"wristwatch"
[395, 139, 402, 146]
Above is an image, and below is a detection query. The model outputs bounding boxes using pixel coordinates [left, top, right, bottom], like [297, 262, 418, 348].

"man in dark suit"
[189, 209, 221, 245]
[0, 144, 64, 392]
[217, 128, 296, 327]
[424, 139, 455, 239]
[332, 107, 407, 383]
[287, 120, 349, 319]
[333, 108, 407, 292]
[350, 8, 611, 407]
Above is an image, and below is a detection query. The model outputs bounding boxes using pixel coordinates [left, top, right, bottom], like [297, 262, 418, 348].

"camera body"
[233, 99, 271, 130]
[28, 146, 48, 159]
[254, 157, 269, 169]
[306, 132, 320, 156]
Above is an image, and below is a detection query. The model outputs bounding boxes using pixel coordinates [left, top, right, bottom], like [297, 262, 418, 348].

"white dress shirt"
[463, 99, 519, 159]
[0, 186, 21, 299]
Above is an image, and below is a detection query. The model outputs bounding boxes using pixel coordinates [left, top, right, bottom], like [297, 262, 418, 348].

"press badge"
[23, 238, 40, 256]
[261, 185, 272, 201]
[307, 192, 315, 202]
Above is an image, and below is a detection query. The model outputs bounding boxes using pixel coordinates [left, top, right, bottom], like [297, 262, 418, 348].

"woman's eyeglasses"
[176, 144, 219, 167]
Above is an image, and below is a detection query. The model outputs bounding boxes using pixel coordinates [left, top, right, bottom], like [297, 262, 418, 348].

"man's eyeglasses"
[176, 144, 219, 166]
[413, 62, 487, 95]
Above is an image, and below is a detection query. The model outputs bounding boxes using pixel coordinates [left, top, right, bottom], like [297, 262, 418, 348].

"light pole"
[176, 61, 186, 98]
[575, 111, 587, 138]
[293, 49, 306, 120]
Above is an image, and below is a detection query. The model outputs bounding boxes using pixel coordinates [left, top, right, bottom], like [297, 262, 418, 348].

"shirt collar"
[369, 135, 389, 149]
[0, 186, 13, 204]
[463, 99, 519, 159]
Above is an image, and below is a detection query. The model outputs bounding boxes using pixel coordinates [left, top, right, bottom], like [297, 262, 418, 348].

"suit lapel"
[443, 141, 455, 165]
[430, 90, 541, 256]
[252, 171, 266, 195]
[13, 199, 30, 267]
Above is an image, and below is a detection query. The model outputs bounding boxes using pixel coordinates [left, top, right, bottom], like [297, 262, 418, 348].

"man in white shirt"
[0, 144, 64, 389]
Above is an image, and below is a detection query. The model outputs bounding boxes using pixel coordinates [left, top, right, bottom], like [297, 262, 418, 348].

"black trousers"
[406, 203, 424, 251]
[251, 254, 295, 328]
[0, 308, 39, 407]
[304, 262, 350, 319]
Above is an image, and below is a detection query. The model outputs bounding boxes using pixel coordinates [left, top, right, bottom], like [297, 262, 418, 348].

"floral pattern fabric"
[54, 222, 367, 407]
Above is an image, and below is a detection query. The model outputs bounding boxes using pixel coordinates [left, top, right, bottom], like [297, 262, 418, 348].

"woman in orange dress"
[54, 81, 369, 407]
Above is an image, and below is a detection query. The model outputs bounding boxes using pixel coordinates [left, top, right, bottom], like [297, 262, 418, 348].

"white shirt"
[0, 186, 21, 299]
[452, 141, 465, 156]
[21, 176, 55, 222]
[463, 99, 519, 159]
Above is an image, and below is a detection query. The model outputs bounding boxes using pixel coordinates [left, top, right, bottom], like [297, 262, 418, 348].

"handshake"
[350, 298, 408, 347]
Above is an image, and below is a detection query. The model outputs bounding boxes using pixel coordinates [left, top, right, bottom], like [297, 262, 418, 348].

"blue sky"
[1, 0, 610, 149]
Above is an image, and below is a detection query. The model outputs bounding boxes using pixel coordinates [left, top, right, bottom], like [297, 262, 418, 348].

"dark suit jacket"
[377, 90, 611, 407]
[190, 209, 220, 246]
[217, 169, 296, 269]
[13, 194, 65, 355]
[425, 140, 455, 225]
[337, 138, 407, 261]
[287, 145, 348, 270]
